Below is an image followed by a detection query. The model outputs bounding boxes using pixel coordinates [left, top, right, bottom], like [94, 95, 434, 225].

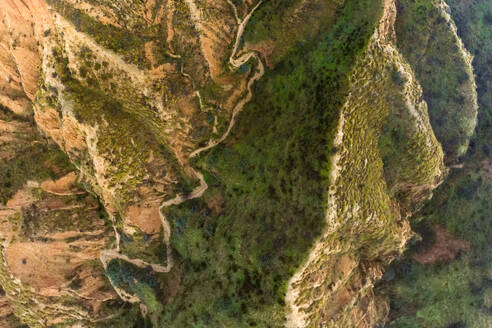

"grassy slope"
[378, 1, 492, 327]
[157, 1, 382, 326]
[243, 0, 343, 66]
[106, 259, 164, 326]
[379, 165, 492, 328]
[446, 0, 492, 157]
[41, 43, 194, 210]
[47, 0, 153, 69]
[395, 0, 478, 163]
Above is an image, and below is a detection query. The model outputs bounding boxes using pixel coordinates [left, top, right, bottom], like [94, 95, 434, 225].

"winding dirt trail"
[100, 0, 265, 301]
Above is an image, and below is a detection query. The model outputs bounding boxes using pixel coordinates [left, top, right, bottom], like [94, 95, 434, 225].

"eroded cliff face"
[285, 1, 445, 326]
[0, 0, 479, 327]
[0, 0, 269, 325]
[0, 174, 117, 326]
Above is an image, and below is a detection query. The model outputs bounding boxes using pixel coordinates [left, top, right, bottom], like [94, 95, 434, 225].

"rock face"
[0, 0, 479, 327]
[0, 176, 117, 327]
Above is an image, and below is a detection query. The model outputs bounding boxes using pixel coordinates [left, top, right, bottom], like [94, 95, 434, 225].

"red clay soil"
[412, 224, 471, 265]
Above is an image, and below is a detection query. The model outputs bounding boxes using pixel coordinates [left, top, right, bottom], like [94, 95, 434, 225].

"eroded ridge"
[100, 0, 265, 304]
[0, 0, 479, 326]
[285, 1, 445, 326]
[0, 0, 267, 321]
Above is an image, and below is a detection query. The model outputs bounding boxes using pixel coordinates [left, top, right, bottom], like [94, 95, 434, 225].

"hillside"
[0, 0, 487, 327]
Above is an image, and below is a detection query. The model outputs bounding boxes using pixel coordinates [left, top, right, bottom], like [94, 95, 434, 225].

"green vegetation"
[47, 0, 153, 69]
[19, 190, 108, 240]
[120, 230, 168, 266]
[1, 102, 74, 207]
[43, 46, 194, 210]
[395, 0, 478, 162]
[153, 1, 383, 326]
[0, 286, 27, 328]
[244, 0, 343, 66]
[0, 142, 75, 205]
[379, 64, 444, 206]
[107, 259, 164, 325]
[243, 0, 305, 43]
[96, 303, 151, 328]
[378, 162, 492, 328]
[65, 77, 193, 206]
[4, 0, 487, 326]
[420, 167, 491, 253]
[382, 256, 490, 328]
[377, 2, 492, 326]
[446, 0, 492, 158]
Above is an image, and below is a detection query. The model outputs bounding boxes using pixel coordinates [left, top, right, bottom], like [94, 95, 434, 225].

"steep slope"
[0, 290, 23, 328]
[0, 89, 120, 327]
[151, 0, 447, 327]
[376, 0, 492, 327]
[0, 174, 118, 327]
[242, 0, 344, 67]
[286, 1, 444, 326]
[445, 0, 492, 158]
[394, 0, 478, 163]
[1, 0, 270, 325]
[30, 0, 268, 294]
[0, 0, 482, 327]
[378, 161, 492, 328]
[0, 0, 44, 117]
